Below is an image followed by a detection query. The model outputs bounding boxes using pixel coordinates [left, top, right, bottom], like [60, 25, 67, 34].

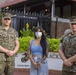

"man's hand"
[6, 51, 15, 56]
[63, 59, 73, 67]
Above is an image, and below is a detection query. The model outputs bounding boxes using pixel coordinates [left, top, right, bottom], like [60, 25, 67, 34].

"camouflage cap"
[64, 29, 72, 35]
[2, 13, 11, 19]
[70, 16, 76, 24]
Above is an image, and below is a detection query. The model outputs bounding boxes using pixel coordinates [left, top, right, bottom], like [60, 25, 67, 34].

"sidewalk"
[13, 69, 62, 75]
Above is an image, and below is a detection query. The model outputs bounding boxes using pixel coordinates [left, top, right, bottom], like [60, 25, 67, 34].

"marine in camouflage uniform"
[59, 16, 76, 75]
[60, 29, 72, 43]
[0, 13, 19, 75]
[59, 29, 72, 50]
[62, 34, 76, 75]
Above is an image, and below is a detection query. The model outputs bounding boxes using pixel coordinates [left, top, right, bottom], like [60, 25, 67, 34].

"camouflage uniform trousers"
[62, 70, 76, 75]
[0, 61, 14, 75]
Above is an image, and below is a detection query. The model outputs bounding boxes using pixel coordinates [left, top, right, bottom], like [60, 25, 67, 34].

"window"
[63, 5, 71, 18]
[55, 7, 60, 17]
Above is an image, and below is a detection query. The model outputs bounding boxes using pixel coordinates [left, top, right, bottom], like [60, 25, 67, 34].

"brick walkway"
[13, 69, 62, 75]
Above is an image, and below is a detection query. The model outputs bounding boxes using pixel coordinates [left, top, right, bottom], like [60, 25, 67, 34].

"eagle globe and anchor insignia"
[21, 52, 28, 63]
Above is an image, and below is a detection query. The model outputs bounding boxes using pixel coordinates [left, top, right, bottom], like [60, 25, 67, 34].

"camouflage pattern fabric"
[0, 26, 18, 61]
[60, 29, 72, 43]
[64, 29, 72, 36]
[0, 61, 14, 75]
[62, 70, 76, 75]
[0, 26, 18, 75]
[62, 34, 76, 73]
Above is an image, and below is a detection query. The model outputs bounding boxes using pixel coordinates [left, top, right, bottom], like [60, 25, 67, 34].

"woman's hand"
[37, 62, 41, 67]
[33, 62, 40, 69]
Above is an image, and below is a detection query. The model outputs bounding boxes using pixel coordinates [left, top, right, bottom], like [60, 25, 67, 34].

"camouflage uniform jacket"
[62, 34, 76, 72]
[0, 26, 18, 61]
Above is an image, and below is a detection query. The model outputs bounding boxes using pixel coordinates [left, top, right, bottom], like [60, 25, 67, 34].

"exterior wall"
[13, 69, 29, 75]
[49, 70, 62, 75]
[51, 21, 70, 38]
[0, 0, 25, 8]
[0, 0, 6, 5]
[0, 0, 14, 5]
[0, 0, 15, 5]
[13, 69, 62, 75]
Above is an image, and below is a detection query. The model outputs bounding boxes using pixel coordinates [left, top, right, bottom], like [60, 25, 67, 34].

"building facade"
[0, 0, 76, 38]
[0, 0, 76, 18]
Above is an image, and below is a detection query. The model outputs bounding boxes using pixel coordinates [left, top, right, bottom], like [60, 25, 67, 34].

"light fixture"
[5, 7, 9, 10]
[45, 9, 48, 12]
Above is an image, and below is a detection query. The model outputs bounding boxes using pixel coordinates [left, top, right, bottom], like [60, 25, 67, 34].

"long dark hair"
[34, 26, 48, 57]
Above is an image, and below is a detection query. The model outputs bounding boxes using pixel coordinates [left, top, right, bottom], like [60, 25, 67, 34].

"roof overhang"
[0, 0, 27, 8]
[72, 0, 76, 1]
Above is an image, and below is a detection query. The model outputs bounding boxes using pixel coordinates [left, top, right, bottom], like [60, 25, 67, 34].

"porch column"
[51, 0, 55, 18]
[24, 4, 26, 14]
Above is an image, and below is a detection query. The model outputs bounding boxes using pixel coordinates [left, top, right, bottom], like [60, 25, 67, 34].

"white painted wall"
[15, 52, 63, 70]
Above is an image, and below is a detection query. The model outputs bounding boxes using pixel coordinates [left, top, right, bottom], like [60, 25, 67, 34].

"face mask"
[35, 32, 42, 38]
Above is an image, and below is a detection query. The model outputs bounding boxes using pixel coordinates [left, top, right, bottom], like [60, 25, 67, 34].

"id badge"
[33, 57, 41, 63]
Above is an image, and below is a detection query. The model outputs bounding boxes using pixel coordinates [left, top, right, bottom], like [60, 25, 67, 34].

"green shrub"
[20, 28, 34, 37]
[47, 38, 60, 52]
[18, 36, 60, 53]
[18, 36, 33, 53]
